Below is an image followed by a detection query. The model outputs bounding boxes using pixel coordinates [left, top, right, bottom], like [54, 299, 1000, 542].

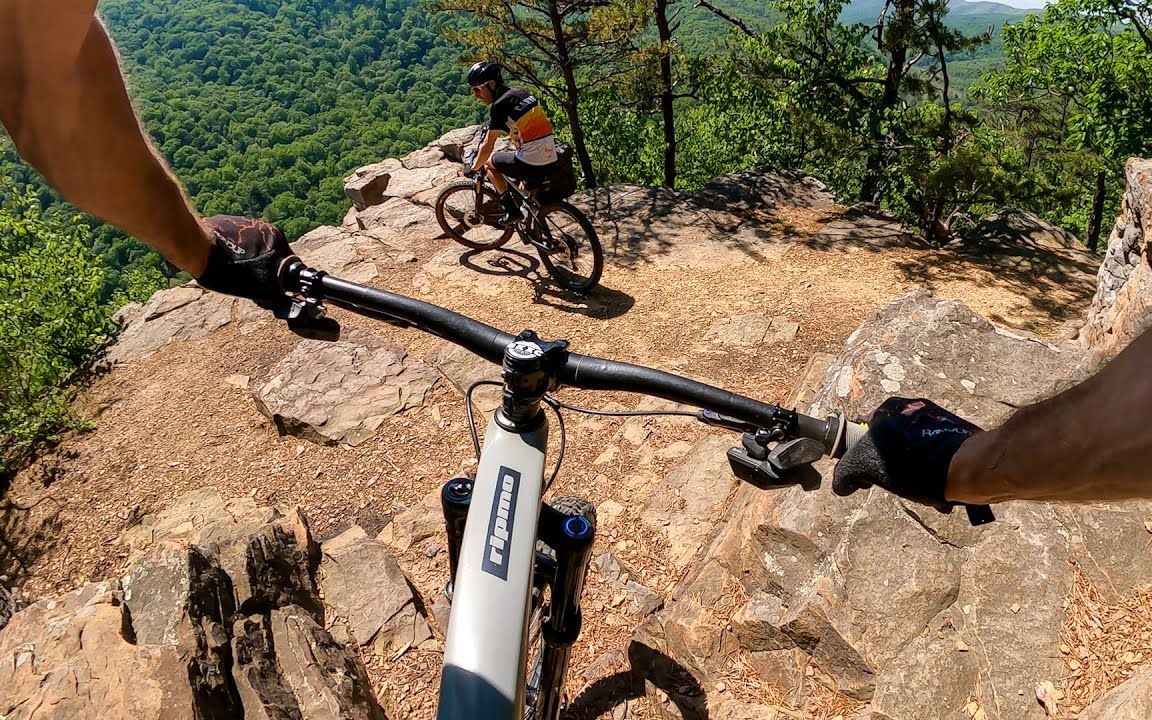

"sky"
[983, 0, 1049, 7]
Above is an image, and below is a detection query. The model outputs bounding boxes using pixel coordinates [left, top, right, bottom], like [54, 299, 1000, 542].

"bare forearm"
[474, 131, 499, 170]
[0, 6, 211, 274]
[947, 327, 1152, 503]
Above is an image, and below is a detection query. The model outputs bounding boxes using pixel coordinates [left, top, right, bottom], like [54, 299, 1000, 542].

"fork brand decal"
[481, 466, 521, 580]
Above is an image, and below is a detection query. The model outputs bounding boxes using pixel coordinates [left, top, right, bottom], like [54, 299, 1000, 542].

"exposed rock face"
[1081, 158, 1152, 360]
[251, 331, 439, 445]
[631, 290, 1152, 720]
[319, 527, 435, 658]
[108, 286, 266, 365]
[0, 488, 393, 720]
[0, 582, 195, 720]
[809, 288, 1086, 424]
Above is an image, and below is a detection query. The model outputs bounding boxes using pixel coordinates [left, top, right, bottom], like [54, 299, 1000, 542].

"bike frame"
[438, 413, 549, 719]
[437, 338, 595, 720]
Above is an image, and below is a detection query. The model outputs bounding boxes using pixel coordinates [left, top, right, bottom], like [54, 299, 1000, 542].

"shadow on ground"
[564, 642, 710, 720]
[457, 248, 635, 320]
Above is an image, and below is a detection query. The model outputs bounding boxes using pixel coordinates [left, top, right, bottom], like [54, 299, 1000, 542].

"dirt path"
[3, 200, 1099, 718]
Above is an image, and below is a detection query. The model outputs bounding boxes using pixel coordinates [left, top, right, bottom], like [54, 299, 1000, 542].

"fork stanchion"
[440, 476, 474, 601]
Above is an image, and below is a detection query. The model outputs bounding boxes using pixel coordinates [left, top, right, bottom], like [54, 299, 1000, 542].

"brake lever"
[271, 296, 341, 341]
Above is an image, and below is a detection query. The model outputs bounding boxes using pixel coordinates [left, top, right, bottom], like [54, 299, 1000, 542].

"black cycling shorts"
[491, 151, 553, 184]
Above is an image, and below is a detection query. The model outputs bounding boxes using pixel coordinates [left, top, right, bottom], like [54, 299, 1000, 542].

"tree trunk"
[1087, 169, 1107, 252]
[548, 1, 598, 188]
[655, 0, 677, 188]
[860, 0, 913, 203]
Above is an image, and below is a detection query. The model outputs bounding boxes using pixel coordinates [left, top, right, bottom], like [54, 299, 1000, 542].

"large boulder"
[2, 488, 389, 720]
[1081, 158, 1152, 360]
[343, 159, 403, 211]
[631, 290, 1152, 720]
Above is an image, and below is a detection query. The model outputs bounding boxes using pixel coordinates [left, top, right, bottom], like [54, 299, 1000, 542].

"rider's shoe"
[497, 192, 523, 227]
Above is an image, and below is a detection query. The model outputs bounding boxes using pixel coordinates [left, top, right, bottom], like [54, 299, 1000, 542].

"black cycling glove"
[195, 215, 293, 305]
[832, 397, 981, 513]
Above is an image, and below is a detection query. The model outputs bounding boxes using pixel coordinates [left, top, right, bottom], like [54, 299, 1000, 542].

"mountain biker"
[465, 61, 558, 226]
[0, 1, 294, 306]
[3, 3, 1150, 510]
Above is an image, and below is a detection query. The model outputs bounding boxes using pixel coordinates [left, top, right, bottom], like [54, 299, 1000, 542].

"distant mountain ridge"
[840, 0, 1035, 23]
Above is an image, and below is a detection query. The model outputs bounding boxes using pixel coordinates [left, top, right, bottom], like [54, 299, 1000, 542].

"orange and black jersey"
[489, 87, 556, 166]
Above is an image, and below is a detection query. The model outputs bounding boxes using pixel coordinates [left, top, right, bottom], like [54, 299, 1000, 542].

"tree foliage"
[0, 182, 114, 480]
[973, 0, 1152, 243]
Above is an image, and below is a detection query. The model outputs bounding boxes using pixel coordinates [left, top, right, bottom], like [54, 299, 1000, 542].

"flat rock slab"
[108, 285, 265, 365]
[319, 526, 434, 657]
[253, 330, 438, 446]
[707, 313, 799, 348]
[355, 197, 441, 243]
[641, 434, 738, 571]
[380, 164, 460, 201]
[413, 245, 514, 297]
[428, 340, 503, 411]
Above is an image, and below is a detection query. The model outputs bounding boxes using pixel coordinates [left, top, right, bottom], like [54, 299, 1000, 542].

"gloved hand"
[195, 215, 294, 305]
[832, 397, 981, 512]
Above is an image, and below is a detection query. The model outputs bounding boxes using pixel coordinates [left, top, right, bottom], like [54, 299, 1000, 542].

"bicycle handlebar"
[281, 261, 838, 449]
[278, 259, 995, 525]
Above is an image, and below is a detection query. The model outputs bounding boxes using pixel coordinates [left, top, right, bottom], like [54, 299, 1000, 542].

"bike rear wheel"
[534, 203, 604, 293]
[525, 496, 597, 720]
[435, 180, 514, 250]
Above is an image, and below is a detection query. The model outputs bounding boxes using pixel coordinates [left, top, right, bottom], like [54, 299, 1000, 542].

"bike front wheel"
[534, 203, 604, 293]
[435, 180, 514, 250]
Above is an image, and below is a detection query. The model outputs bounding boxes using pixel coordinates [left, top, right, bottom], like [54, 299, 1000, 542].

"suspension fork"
[533, 503, 596, 719]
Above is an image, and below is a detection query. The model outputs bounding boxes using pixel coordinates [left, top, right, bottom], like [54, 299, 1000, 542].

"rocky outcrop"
[0, 582, 195, 720]
[342, 125, 484, 211]
[964, 207, 1082, 249]
[109, 287, 266, 365]
[251, 331, 439, 446]
[1081, 158, 1152, 359]
[0, 488, 406, 720]
[631, 290, 1152, 720]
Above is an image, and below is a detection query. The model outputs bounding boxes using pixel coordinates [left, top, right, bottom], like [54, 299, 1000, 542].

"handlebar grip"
[830, 414, 996, 526]
[842, 420, 868, 456]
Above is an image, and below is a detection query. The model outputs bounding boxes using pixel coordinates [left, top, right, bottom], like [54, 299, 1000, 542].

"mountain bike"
[275, 260, 994, 720]
[433, 134, 603, 293]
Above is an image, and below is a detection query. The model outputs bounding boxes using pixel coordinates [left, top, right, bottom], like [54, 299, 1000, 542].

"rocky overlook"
[2, 129, 1149, 720]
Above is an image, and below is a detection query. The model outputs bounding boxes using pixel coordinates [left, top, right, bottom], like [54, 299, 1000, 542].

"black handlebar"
[279, 259, 995, 525]
[282, 261, 840, 449]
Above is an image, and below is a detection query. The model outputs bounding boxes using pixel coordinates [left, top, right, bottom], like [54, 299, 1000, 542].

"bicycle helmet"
[467, 61, 503, 88]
